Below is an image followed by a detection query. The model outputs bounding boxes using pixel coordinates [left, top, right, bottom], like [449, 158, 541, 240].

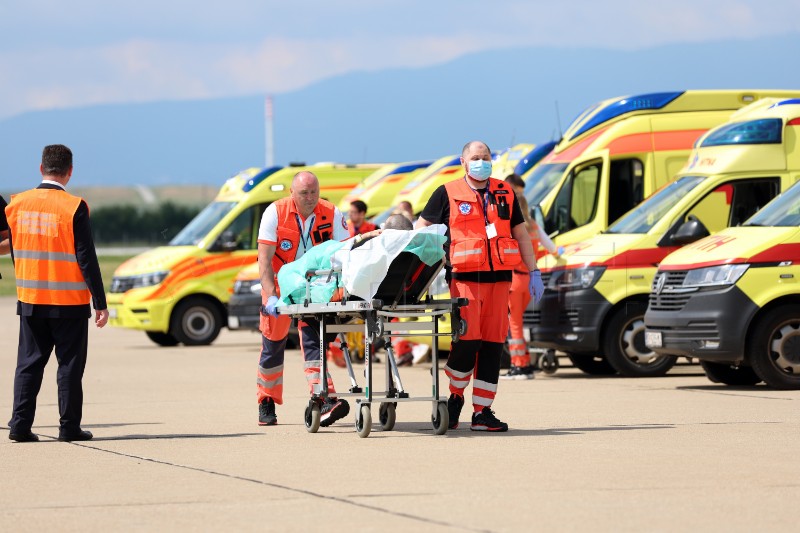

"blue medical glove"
[529, 270, 544, 304]
[261, 295, 279, 317]
[556, 246, 565, 256]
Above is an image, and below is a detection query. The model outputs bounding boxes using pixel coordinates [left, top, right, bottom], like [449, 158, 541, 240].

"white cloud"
[0, 0, 798, 119]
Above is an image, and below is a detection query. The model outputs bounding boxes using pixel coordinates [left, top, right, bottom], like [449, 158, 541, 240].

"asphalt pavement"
[1, 296, 799, 532]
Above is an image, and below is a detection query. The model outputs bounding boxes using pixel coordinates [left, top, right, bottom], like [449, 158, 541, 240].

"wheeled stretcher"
[277, 252, 467, 438]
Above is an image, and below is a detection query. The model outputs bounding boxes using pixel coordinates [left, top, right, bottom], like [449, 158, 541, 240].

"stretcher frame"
[277, 261, 467, 438]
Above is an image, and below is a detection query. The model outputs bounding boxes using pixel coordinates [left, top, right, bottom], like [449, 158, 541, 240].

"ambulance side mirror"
[671, 215, 710, 245]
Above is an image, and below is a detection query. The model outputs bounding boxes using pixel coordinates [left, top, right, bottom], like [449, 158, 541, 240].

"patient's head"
[384, 214, 414, 231]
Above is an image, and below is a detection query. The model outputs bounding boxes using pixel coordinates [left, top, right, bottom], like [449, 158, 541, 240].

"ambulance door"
[545, 157, 608, 244]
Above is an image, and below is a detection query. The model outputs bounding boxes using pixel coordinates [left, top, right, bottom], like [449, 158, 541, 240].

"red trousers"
[508, 271, 531, 367]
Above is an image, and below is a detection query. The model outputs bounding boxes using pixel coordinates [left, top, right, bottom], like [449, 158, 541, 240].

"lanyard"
[294, 214, 314, 251]
[465, 178, 491, 225]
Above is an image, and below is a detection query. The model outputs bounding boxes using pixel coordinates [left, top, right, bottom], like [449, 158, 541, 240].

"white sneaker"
[411, 343, 431, 364]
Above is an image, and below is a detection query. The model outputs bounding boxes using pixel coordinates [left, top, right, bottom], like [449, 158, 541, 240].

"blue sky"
[1, 0, 799, 120]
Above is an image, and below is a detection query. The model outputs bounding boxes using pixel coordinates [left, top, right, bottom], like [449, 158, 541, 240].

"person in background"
[392, 200, 414, 223]
[256, 171, 351, 427]
[347, 200, 377, 237]
[5, 144, 109, 443]
[501, 173, 558, 380]
[416, 141, 544, 432]
[0, 194, 9, 256]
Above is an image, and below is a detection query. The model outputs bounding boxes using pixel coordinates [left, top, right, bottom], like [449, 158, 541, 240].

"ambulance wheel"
[305, 402, 321, 433]
[378, 403, 396, 431]
[432, 402, 448, 435]
[146, 331, 179, 347]
[603, 302, 677, 377]
[566, 352, 616, 375]
[355, 404, 371, 438]
[540, 350, 559, 374]
[748, 305, 800, 389]
[700, 361, 761, 386]
[170, 297, 222, 346]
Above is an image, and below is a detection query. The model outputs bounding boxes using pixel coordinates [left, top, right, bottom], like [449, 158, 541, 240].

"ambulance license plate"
[645, 331, 662, 349]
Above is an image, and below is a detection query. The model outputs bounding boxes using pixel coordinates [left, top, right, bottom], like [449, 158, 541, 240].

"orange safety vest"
[445, 177, 522, 273]
[271, 197, 338, 274]
[5, 188, 91, 306]
[348, 220, 376, 237]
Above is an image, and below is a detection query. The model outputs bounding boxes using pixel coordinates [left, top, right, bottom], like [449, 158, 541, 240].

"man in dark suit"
[5, 144, 109, 443]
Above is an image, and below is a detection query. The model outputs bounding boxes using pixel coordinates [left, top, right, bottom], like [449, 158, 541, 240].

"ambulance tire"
[700, 361, 761, 386]
[566, 353, 616, 375]
[170, 297, 223, 346]
[603, 302, 677, 377]
[146, 331, 180, 347]
[748, 305, 800, 390]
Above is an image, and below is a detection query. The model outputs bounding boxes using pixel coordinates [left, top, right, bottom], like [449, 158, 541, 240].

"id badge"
[485, 223, 498, 239]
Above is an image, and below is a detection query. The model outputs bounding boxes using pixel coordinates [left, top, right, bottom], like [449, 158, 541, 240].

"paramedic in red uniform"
[347, 200, 377, 237]
[256, 171, 351, 427]
[6, 144, 108, 443]
[415, 141, 544, 432]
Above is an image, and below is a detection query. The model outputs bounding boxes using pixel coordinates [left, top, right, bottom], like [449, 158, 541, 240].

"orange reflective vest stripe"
[5, 188, 91, 306]
[271, 197, 337, 274]
[444, 177, 521, 273]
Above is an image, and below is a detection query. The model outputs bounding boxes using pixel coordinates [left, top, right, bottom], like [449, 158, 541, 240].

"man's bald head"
[290, 171, 321, 218]
[384, 214, 414, 231]
[461, 140, 491, 159]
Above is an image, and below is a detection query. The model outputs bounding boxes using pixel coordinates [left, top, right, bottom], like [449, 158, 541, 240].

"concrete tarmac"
[1, 296, 799, 532]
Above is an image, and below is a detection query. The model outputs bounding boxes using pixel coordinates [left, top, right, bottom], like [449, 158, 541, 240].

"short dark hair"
[350, 200, 368, 213]
[384, 214, 413, 230]
[42, 145, 72, 176]
[504, 173, 525, 189]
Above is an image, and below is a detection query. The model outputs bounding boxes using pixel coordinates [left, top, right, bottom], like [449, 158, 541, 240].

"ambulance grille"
[649, 271, 690, 311]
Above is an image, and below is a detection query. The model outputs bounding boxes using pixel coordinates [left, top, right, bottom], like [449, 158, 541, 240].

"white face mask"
[467, 159, 492, 181]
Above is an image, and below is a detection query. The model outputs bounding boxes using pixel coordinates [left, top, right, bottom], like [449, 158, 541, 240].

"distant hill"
[1, 33, 799, 192]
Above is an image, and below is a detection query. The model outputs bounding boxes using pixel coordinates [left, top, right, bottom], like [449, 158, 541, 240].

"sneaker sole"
[258, 420, 277, 426]
[470, 425, 509, 432]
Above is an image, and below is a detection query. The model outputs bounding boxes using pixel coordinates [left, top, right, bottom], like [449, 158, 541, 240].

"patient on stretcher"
[276, 215, 446, 307]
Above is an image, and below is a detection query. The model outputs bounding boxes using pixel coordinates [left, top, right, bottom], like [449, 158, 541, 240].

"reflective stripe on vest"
[271, 197, 337, 275]
[6, 188, 91, 306]
[444, 177, 521, 273]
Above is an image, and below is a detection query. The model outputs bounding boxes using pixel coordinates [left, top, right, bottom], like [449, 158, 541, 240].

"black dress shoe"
[9, 431, 39, 443]
[58, 430, 93, 442]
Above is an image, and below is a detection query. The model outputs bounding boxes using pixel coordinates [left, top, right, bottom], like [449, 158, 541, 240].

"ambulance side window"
[222, 203, 270, 251]
[608, 159, 644, 225]
[546, 161, 601, 235]
[685, 179, 780, 233]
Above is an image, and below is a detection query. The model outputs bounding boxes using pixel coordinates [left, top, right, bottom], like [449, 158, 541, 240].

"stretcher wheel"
[355, 404, 372, 438]
[378, 403, 396, 431]
[304, 402, 321, 433]
[432, 402, 448, 435]
[540, 350, 559, 375]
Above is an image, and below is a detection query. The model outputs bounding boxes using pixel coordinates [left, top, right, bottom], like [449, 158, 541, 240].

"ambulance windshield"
[170, 201, 237, 246]
[746, 182, 800, 227]
[606, 176, 704, 234]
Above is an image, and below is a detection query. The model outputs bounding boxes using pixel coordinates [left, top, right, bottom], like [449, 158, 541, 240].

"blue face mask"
[467, 159, 492, 181]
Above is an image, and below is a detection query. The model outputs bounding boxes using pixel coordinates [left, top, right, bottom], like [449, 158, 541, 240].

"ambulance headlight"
[682, 264, 749, 288]
[554, 266, 606, 290]
[134, 271, 170, 288]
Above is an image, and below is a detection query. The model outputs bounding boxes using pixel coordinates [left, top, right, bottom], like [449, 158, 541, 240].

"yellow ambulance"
[338, 161, 433, 217]
[523, 90, 800, 249]
[644, 99, 800, 388]
[107, 163, 382, 346]
[533, 97, 800, 377]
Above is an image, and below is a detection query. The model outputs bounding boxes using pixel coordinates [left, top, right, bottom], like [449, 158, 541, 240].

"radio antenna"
[555, 100, 563, 140]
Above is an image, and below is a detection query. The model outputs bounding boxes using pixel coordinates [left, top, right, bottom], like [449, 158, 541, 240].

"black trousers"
[8, 316, 89, 434]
